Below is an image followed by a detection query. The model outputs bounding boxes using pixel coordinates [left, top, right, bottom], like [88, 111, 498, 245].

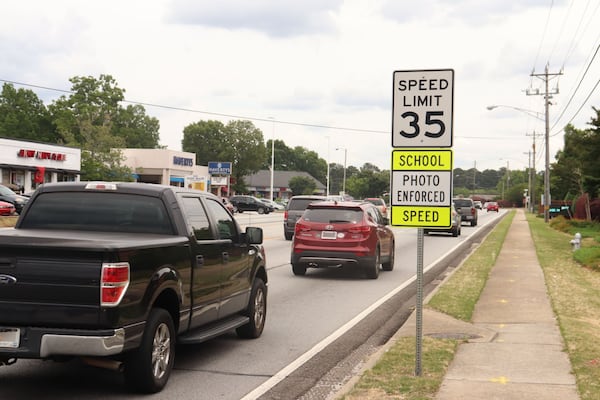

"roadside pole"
[391, 69, 454, 376]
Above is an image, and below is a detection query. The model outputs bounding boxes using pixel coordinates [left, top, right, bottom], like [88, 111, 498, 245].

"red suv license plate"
[321, 231, 337, 240]
[0, 327, 20, 348]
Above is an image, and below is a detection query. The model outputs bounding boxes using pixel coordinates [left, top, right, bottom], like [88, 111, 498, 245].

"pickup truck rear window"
[19, 192, 175, 235]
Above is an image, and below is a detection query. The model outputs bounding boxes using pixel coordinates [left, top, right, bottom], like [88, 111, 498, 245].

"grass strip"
[342, 211, 515, 400]
[527, 213, 600, 400]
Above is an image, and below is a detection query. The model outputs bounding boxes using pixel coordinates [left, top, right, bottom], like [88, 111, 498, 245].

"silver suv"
[283, 195, 326, 240]
[452, 198, 478, 226]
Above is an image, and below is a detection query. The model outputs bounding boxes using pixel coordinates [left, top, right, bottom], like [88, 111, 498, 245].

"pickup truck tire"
[284, 232, 293, 241]
[236, 278, 267, 339]
[124, 308, 175, 393]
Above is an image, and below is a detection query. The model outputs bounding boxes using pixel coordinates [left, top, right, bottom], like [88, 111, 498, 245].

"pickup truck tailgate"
[0, 229, 187, 328]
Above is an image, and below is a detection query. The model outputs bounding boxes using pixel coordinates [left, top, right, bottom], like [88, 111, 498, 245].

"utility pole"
[526, 131, 543, 214]
[523, 150, 532, 212]
[527, 64, 562, 222]
[472, 160, 476, 193]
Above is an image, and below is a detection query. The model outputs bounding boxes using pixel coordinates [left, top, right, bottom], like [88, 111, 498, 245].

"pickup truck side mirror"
[245, 226, 263, 244]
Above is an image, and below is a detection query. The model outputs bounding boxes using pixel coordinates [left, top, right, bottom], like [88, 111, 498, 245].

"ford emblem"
[0, 274, 17, 285]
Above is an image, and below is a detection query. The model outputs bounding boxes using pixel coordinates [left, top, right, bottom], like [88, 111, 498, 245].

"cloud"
[166, 0, 343, 37]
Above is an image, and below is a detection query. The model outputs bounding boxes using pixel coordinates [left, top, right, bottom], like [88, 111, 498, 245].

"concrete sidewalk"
[398, 209, 580, 399]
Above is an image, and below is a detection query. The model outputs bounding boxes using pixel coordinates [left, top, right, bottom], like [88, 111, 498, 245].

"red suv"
[291, 201, 395, 279]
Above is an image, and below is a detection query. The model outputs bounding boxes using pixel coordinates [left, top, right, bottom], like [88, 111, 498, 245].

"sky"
[2, 0, 600, 174]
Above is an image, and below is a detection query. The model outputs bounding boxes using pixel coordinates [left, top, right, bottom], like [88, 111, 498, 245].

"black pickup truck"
[0, 182, 267, 393]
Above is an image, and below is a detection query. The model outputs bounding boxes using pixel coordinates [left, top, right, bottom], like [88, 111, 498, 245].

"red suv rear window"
[303, 208, 363, 223]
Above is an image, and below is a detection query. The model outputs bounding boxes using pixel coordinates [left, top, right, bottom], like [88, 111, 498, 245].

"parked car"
[229, 195, 273, 214]
[363, 197, 387, 216]
[0, 184, 29, 214]
[0, 200, 16, 216]
[452, 197, 478, 226]
[291, 201, 395, 279]
[261, 198, 284, 211]
[424, 204, 461, 237]
[486, 201, 499, 212]
[283, 195, 327, 240]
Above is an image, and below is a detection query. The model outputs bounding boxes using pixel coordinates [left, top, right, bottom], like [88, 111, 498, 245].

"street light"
[486, 105, 544, 121]
[269, 117, 275, 201]
[335, 147, 347, 195]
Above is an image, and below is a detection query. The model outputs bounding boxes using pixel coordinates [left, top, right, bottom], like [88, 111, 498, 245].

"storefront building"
[0, 137, 81, 193]
[121, 148, 209, 189]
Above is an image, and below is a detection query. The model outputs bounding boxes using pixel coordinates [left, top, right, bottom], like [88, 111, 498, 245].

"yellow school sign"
[390, 149, 453, 227]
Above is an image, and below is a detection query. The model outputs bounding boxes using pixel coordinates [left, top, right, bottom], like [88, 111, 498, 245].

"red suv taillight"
[295, 221, 311, 234]
[101, 262, 130, 307]
[348, 225, 371, 234]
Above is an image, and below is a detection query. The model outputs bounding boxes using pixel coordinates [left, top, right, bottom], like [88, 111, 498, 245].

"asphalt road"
[0, 209, 505, 400]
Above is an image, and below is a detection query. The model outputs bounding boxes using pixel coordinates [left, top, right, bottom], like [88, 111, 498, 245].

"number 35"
[399, 111, 445, 138]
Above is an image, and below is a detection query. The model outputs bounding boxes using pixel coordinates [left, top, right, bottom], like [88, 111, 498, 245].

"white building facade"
[0, 138, 81, 193]
[121, 148, 209, 189]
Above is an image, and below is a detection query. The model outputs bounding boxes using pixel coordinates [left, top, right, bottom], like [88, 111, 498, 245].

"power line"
[0, 78, 390, 135]
[550, 44, 600, 134]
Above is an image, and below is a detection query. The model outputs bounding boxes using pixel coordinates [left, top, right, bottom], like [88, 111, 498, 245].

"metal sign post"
[391, 69, 454, 377]
[415, 227, 424, 376]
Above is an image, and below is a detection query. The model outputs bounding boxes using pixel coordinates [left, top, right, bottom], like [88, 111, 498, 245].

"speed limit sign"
[392, 69, 454, 148]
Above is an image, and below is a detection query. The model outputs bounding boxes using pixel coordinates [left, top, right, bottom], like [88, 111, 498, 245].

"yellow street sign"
[391, 206, 451, 227]
[392, 149, 452, 171]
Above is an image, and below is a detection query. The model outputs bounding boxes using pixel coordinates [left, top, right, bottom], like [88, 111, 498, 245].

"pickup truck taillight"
[101, 262, 130, 307]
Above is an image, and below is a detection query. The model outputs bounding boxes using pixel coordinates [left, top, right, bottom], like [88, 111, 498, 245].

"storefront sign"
[17, 149, 67, 161]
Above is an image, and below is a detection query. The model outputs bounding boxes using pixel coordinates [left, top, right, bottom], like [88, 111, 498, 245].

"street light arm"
[486, 104, 544, 121]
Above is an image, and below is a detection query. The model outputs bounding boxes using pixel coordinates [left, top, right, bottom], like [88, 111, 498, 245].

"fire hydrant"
[570, 232, 581, 251]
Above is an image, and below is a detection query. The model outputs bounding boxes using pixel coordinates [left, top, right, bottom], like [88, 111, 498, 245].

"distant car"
[453, 198, 478, 226]
[229, 195, 273, 214]
[260, 198, 284, 211]
[0, 200, 16, 216]
[474, 200, 482, 209]
[283, 195, 327, 240]
[220, 198, 235, 213]
[363, 197, 387, 216]
[486, 201, 499, 212]
[0, 184, 29, 214]
[290, 200, 395, 279]
[424, 204, 461, 237]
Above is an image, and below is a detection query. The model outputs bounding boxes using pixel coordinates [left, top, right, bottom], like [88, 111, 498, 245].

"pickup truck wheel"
[124, 308, 175, 393]
[236, 278, 267, 339]
[284, 232, 293, 241]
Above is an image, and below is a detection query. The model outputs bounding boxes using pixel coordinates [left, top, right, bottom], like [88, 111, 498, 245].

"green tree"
[553, 120, 600, 201]
[47, 75, 143, 181]
[114, 104, 161, 148]
[288, 175, 317, 195]
[345, 163, 389, 199]
[182, 119, 266, 193]
[0, 83, 58, 142]
[50, 75, 125, 146]
[289, 146, 327, 184]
